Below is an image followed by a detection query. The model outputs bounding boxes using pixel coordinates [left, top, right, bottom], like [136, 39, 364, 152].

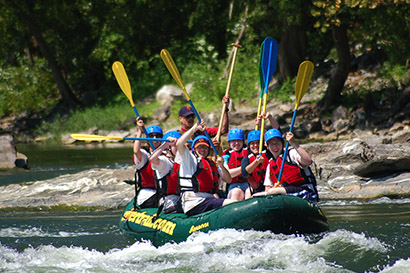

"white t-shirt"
[175, 146, 219, 213]
[151, 154, 174, 179]
[133, 149, 159, 205]
[264, 149, 302, 187]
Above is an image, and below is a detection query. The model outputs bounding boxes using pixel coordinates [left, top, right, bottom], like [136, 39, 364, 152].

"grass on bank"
[3, 38, 409, 143]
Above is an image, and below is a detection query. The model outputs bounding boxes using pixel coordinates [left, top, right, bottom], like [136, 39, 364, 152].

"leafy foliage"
[1, 0, 410, 140]
[0, 58, 58, 116]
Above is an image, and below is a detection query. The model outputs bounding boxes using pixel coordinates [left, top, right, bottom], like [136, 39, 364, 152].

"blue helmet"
[146, 125, 163, 135]
[264, 129, 283, 144]
[227, 128, 245, 142]
[163, 130, 181, 140]
[247, 130, 261, 144]
[192, 135, 210, 152]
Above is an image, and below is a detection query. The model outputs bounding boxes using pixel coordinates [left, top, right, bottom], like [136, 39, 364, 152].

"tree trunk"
[11, 0, 80, 108]
[278, 25, 307, 82]
[318, 25, 351, 110]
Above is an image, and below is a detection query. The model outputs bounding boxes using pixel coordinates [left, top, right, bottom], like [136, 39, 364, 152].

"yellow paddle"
[276, 60, 314, 184]
[70, 134, 172, 142]
[160, 49, 219, 155]
[112, 61, 155, 150]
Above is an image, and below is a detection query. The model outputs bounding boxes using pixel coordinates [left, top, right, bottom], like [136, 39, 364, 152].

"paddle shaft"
[276, 61, 314, 185]
[276, 110, 297, 184]
[161, 49, 219, 155]
[258, 38, 278, 155]
[215, 43, 242, 147]
[112, 61, 155, 150]
[255, 41, 265, 130]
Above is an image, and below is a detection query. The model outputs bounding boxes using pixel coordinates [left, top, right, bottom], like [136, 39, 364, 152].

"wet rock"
[0, 134, 17, 169]
[354, 158, 410, 177]
[0, 167, 136, 209]
[0, 134, 28, 169]
[319, 172, 410, 200]
[15, 152, 29, 169]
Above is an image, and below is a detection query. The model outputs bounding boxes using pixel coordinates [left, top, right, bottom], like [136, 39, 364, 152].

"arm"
[217, 156, 232, 184]
[176, 121, 205, 156]
[265, 112, 279, 129]
[149, 141, 169, 166]
[220, 96, 230, 135]
[245, 156, 265, 175]
[226, 166, 242, 178]
[133, 117, 144, 162]
[255, 112, 280, 130]
[286, 132, 313, 167]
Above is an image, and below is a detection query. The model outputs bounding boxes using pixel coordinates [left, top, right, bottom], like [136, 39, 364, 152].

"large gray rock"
[0, 135, 17, 169]
[0, 166, 135, 209]
[156, 84, 187, 106]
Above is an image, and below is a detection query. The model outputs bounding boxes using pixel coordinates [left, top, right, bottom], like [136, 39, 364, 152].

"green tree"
[312, 0, 410, 110]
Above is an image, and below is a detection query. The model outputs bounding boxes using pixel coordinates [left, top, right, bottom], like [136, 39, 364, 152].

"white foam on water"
[2, 228, 407, 273]
[321, 197, 410, 206]
[378, 258, 410, 273]
[0, 226, 103, 238]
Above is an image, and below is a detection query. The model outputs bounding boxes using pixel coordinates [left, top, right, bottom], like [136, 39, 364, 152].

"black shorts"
[186, 198, 224, 216]
[139, 193, 159, 209]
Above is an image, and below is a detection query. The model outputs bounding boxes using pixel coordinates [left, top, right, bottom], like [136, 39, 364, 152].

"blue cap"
[179, 106, 195, 117]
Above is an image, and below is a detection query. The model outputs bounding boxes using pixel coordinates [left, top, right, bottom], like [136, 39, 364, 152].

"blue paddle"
[258, 37, 278, 154]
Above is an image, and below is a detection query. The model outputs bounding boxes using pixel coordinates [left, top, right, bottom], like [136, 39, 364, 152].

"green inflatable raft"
[119, 194, 329, 246]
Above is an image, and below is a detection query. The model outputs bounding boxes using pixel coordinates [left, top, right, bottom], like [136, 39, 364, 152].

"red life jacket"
[179, 158, 219, 194]
[221, 148, 248, 184]
[132, 154, 156, 189]
[247, 152, 269, 190]
[268, 155, 306, 187]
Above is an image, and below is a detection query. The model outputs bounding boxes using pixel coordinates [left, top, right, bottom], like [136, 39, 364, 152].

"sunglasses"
[184, 114, 195, 119]
[149, 133, 163, 138]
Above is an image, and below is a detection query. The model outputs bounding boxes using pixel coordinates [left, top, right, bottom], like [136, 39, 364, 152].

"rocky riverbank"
[0, 130, 409, 210]
[1, 78, 409, 209]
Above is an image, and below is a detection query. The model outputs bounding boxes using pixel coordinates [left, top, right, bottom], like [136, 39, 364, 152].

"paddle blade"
[160, 49, 188, 98]
[261, 37, 278, 94]
[71, 134, 123, 141]
[112, 61, 135, 106]
[294, 61, 314, 109]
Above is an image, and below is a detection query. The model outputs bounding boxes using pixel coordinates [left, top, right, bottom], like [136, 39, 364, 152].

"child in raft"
[241, 112, 280, 199]
[240, 130, 269, 198]
[221, 128, 249, 201]
[132, 117, 164, 209]
[175, 120, 236, 216]
[149, 130, 182, 213]
[254, 128, 318, 200]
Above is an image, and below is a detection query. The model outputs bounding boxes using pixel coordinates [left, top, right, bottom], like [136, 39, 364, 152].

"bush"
[0, 58, 59, 117]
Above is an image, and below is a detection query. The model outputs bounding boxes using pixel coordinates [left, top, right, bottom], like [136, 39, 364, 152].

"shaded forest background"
[1, 0, 410, 141]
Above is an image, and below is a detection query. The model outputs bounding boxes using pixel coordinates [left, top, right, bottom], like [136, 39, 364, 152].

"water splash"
[1, 229, 406, 273]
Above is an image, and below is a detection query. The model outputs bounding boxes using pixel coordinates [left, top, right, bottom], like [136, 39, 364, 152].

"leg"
[227, 187, 245, 201]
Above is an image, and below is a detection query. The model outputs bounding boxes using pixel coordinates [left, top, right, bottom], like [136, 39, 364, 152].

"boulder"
[156, 85, 185, 106]
[0, 134, 17, 169]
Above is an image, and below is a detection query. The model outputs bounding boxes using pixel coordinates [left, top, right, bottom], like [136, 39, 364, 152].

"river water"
[1, 144, 409, 272]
